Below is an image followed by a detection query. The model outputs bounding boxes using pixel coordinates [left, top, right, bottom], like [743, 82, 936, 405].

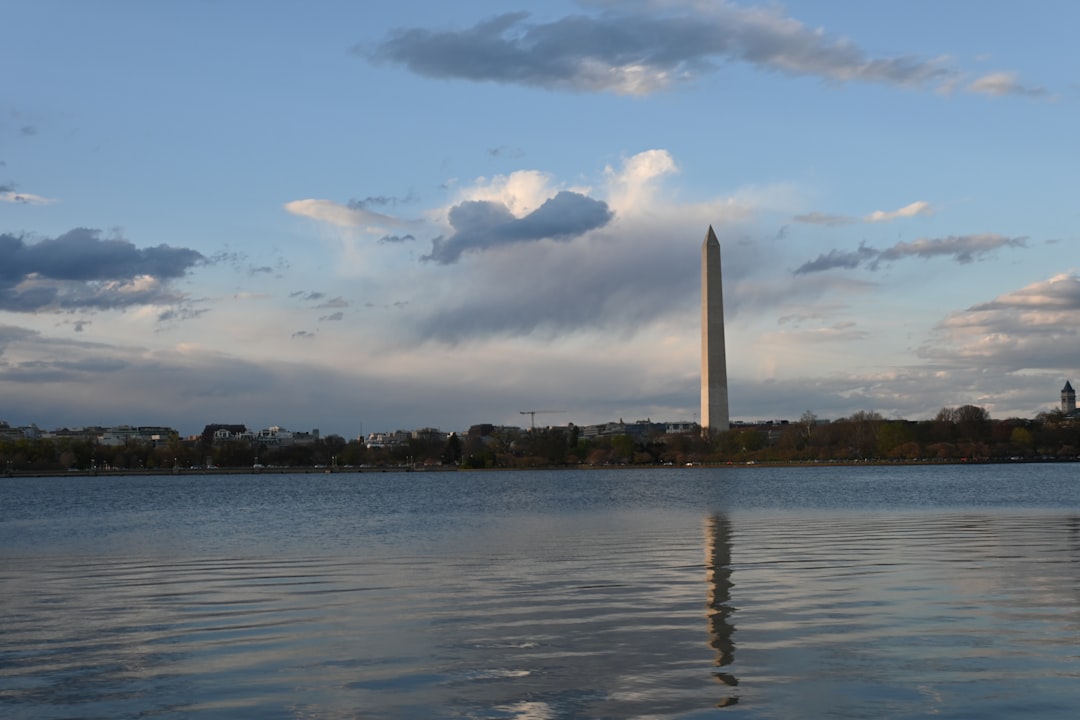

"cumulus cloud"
[923, 273, 1080, 372]
[367, 1, 957, 95]
[406, 150, 770, 344]
[0, 228, 206, 312]
[283, 149, 790, 346]
[967, 72, 1047, 98]
[423, 190, 614, 264]
[795, 234, 1026, 274]
[604, 148, 678, 209]
[969, 273, 1080, 311]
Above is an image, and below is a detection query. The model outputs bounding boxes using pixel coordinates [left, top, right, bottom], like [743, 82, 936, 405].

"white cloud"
[967, 71, 1047, 98]
[865, 200, 932, 223]
[1, 191, 55, 205]
[452, 169, 571, 217]
[604, 149, 679, 211]
[283, 198, 405, 230]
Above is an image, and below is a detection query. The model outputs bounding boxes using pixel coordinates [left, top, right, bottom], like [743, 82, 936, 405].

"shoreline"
[4, 456, 1078, 479]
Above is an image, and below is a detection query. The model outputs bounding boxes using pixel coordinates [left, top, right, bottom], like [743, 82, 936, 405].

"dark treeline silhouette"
[459, 406, 1076, 468]
[3, 405, 1080, 473]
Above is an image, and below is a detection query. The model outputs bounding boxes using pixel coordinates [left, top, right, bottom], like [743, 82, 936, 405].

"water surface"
[2, 464, 1079, 718]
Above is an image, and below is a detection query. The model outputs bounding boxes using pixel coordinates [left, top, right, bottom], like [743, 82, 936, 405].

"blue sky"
[2, 0, 1078, 437]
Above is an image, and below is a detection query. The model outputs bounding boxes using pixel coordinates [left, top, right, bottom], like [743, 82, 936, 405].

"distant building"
[213, 427, 254, 443]
[467, 424, 496, 439]
[1063, 381, 1077, 415]
[0, 422, 42, 441]
[46, 427, 107, 442]
[410, 427, 446, 443]
[365, 430, 410, 448]
[202, 424, 248, 445]
[581, 419, 666, 441]
[98, 425, 177, 447]
[254, 426, 319, 446]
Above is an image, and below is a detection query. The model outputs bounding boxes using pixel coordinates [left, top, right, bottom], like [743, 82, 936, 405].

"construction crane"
[519, 410, 564, 430]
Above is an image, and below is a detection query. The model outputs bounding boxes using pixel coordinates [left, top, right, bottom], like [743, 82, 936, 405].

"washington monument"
[701, 226, 730, 434]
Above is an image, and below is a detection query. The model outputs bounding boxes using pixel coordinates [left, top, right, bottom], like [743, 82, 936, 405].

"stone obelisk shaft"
[701, 226, 729, 433]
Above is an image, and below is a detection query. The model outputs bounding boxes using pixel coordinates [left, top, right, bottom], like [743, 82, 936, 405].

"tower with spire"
[1062, 381, 1076, 415]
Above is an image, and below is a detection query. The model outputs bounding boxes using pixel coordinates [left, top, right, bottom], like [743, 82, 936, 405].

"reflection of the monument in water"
[705, 514, 738, 707]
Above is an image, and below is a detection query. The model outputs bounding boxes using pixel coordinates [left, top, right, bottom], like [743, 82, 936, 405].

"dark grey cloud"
[424, 191, 613, 264]
[292, 330, 316, 340]
[20, 125, 36, 137]
[793, 243, 877, 274]
[348, 192, 417, 210]
[0, 228, 206, 312]
[877, 234, 1027, 265]
[795, 234, 1026, 274]
[319, 311, 345, 322]
[24, 357, 129, 374]
[0, 324, 38, 355]
[488, 146, 525, 159]
[368, 4, 954, 95]
[291, 291, 347, 309]
[211, 250, 290, 278]
[364, 300, 410, 310]
[158, 307, 210, 323]
[414, 225, 700, 342]
[378, 233, 416, 244]
[0, 327, 138, 385]
[290, 290, 325, 302]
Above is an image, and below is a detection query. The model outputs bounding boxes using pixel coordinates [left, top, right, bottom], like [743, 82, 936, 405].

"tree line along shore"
[4, 405, 1080, 475]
